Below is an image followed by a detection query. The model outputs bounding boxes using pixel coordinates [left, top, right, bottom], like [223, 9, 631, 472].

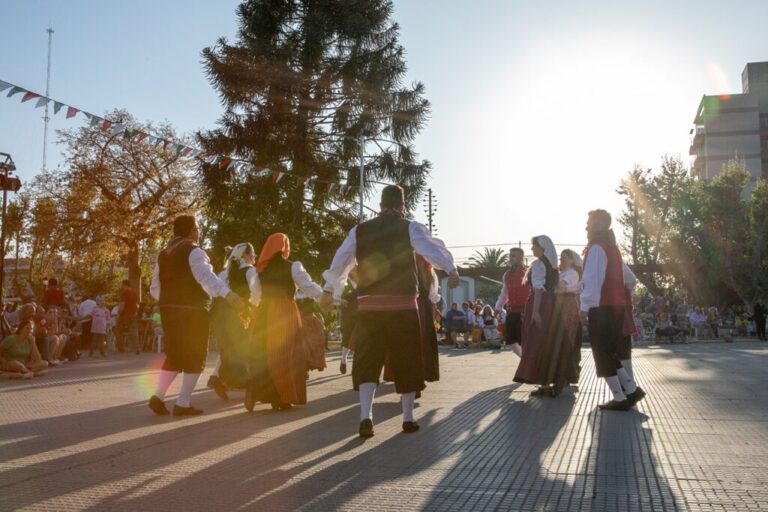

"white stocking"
[359, 382, 377, 421]
[154, 370, 177, 400]
[401, 392, 415, 422]
[176, 372, 200, 408]
[605, 375, 627, 401]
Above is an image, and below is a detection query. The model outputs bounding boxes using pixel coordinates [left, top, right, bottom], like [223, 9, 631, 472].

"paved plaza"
[1, 341, 767, 511]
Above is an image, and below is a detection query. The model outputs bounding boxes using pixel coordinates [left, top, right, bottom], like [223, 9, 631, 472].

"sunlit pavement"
[1, 341, 767, 511]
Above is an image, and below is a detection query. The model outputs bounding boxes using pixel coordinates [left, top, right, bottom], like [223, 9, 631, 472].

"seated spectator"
[480, 305, 500, 345]
[0, 320, 48, 379]
[445, 302, 468, 348]
[43, 307, 66, 366]
[688, 306, 707, 335]
[4, 302, 36, 331]
[655, 311, 686, 344]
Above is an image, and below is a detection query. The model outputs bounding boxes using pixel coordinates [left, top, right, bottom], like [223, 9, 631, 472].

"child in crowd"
[90, 296, 111, 357]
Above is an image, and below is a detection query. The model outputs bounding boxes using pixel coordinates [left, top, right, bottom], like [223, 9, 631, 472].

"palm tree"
[468, 247, 509, 268]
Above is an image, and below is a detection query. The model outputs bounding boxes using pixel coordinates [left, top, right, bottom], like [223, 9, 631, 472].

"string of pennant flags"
[0, 78, 360, 197]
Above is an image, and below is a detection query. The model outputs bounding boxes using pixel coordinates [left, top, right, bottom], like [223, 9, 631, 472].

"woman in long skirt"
[245, 233, 323, 411]
[513, 235, 562, 396]
[297, 291, 327, 372]
[555, 249, 583, 390]
[209, 243, 258, 400]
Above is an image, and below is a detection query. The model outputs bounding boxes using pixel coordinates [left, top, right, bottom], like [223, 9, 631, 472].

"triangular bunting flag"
[273, 171, 285, 183]
[7, 86, 25, 98]
[21, 92, 40, 103]
[87, 114, 102, 128]
[100, 120, 112, 132]
[135, 132, 148, 143]
[0, 80, 12, 93]
[122, 129, 135, 141]
[175, 145, 184, 157]
[219, 158, 231, 170]
[53, 101, 64, 114]
[111, 123, 125, 135]
[34, 97, 49, 108]
[162, 140, 170, 151]
[66, 106, 79, 118]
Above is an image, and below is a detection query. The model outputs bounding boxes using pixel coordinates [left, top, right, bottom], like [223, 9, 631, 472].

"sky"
[1, 0, 767, 266]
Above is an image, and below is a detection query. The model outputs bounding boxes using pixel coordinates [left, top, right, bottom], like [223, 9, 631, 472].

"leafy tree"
[199, 0, 431, 275]
[34, 110, 201, 300]
[468, 247, 509, 269]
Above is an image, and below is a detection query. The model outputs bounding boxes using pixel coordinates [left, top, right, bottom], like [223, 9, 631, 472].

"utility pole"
[358, 132, 365, 222]
[423, 188, 437, 234]
[42, 25, 54, 172]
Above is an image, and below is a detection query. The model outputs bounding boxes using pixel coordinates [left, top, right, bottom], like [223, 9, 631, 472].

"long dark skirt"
[513, 292, 579, 386]
[160, 306, 209, 374]
[250, 296, 307, 405]
[210, 298, 252, 389]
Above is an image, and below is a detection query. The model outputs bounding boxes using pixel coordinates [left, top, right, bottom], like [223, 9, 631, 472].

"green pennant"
[7, 86, 24, 98]
[53, 101, 64, 114]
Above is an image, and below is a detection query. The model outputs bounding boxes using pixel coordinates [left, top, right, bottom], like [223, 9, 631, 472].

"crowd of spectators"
[0, 278, 164, 381]
[633, 293, 768, 343]
[442, 298, 506, 349]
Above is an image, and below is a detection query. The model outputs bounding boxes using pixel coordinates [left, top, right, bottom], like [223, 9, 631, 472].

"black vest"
[355, 215, 417, 296]
[158, 237, 210, 309]
[228, 264, 253, 300]
[527, 256, 559, 293]
[258, 257, 296, 300]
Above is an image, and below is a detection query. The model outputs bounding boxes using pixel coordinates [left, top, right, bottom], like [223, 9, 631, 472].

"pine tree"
[199, 0, 431, 272]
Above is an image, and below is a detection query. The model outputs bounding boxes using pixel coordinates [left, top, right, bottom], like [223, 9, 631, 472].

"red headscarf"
[256, 233, 291, 272]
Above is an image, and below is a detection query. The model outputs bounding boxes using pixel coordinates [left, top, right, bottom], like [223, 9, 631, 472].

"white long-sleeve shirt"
[250, 261, 323, 307]
[321, 221, 457, 296]
[150, 246, 231, 302]
[579, 245, 637, 312]
[559, 268, 582, 294]
[217, 264, 260, 307]
[529, 260, 547, 291]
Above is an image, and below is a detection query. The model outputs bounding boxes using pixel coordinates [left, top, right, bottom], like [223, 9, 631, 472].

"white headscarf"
[564, 248, 583, 270]
[222, 242, 255, 274]
[534, 235, 558, 269]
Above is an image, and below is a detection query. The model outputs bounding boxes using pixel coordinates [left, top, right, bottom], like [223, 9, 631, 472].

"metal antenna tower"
[42, 25, 54, 172]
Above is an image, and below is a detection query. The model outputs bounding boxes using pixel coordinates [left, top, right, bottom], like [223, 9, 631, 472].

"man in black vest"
[321, 185, 459, 438]
[148, 215, 244, 416]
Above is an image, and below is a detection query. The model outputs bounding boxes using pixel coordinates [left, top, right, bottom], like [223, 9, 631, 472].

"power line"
[446, 241, 587, 250]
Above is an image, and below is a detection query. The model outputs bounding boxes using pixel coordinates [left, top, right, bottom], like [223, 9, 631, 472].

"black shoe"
[529, 386, 550, 397]
[172, 404, 204, 416]
[245, 387, 256, 412]
[210, 376, 229, 401]
[148, 395, 170, 416]
[340, 362, 347, 374]
[402, 421, 420, 433]
[598, 399, 632, 411]
[359, 419, 374, 438]
[625, 387, 646, 408]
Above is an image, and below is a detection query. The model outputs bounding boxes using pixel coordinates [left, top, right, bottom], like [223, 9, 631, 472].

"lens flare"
[133, 355, 168, 398]
[706, 63, 732, 100]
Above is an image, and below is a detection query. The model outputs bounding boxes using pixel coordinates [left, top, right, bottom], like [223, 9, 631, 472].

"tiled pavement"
[1, 341, 767, 511]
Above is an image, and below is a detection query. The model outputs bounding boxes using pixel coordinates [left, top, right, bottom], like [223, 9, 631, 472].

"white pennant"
[34, 97, 50, 108]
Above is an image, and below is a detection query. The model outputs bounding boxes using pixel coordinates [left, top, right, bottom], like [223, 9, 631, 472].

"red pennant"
[66, 107, 79, 119]
[135, 132, 148, 143]
[100, 120, 112, 132]
[21, 92, 41, 103]
[219, 158, 231, 170]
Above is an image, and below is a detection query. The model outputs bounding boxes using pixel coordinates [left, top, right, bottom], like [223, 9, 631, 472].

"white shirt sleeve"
[150, 263, 160, 301]
[428, 269, 440, 304]
[409, 222, 457, 273]
[189, 248, 232, 299]
[322, 226, 358, 296]
[246, 267, 261, 307]
[292, 261, 323, 300]
[580, 245, 607, 312]
[623, 263, 637, 292]
[530, 260, 546, 291]
[495, 271, 508, 310]
[560, 269, 582, 293]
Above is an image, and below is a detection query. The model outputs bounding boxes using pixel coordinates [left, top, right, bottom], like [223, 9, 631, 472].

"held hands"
[447, 270, 460, 289]
[319, 291, 334, 313]
[225, 291, 245, 311]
